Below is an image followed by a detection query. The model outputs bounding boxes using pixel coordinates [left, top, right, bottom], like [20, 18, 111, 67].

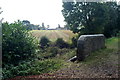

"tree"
[64, 24, 70, 30]
[0, 7, 3, 14]
[22, 20, 40, 30]
[0, 7, 3, 68]
[103, 2, 118, 37]
[62, 2, 118, 37]
[58, 24, 61, 28]
[42, 22, 45, 30]
[47, 25, 50, 29]
[117, 5, 120, 34]
[22, 20, 30, 24]
[55, 38, 69, 48]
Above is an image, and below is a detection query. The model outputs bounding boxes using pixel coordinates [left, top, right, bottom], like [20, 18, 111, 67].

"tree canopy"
[62, 2, 119, 37]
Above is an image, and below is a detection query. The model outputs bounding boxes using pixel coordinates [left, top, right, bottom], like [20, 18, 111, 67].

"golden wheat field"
[30, 30, 77, 42]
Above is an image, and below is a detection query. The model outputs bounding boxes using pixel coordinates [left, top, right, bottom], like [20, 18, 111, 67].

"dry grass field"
[30, 30, 77, 42]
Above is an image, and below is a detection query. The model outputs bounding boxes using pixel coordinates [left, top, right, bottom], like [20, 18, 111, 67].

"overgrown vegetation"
[71, 35, 79, 48]
[2, 21, 38, 67]
[2, 1, 120, 79]
[2, 59, 63, 79]
[2, 21, 75, 79]
[2, 22, 119, 79]
[55, 38, 69, 48]
[40, 36, 50, 49]
[2, 21, 39, 79]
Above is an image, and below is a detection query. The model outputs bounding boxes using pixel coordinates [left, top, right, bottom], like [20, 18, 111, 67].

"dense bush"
[117, 31, 120, 37]
[55, 38, 69, 48]
[47, 47, 58, 57]
[2, 21, 38, 79]
[40, 36, 50, 49]
[2, 59, 62, 79]
[71, 36, 79, 48]
[37, 47, 72, 60]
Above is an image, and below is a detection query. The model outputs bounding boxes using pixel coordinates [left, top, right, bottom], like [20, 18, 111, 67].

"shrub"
[117, 31, 120, 37]
[2, 59, 63, 79]
[71, 36, 79, 48]
[40, 36, 50, 49]
[47, 47, 58, 57]
[2, 21, 38, 79]
[2, 21, 38, 66]
[55, 38, 69, 48]
[37, 47, 59, 59]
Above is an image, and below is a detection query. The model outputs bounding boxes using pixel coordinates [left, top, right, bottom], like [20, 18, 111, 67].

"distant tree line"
[22, 20, 54, 30]
[22, 20, 47, 30]
[62, 1, 120, 38]
[22, 20, 70, 30]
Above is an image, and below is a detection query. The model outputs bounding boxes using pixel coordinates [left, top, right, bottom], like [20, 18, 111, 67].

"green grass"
[28, 59, 63, 75]
[37, 37, 119, 69]
[56, 49, 76, 60]
[30, 30, 77, 43]
[105, 37, 119, 50]
[80, 37, 119, 65]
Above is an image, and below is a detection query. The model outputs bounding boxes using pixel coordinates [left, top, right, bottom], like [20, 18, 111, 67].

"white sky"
[0, 0, 66, 28]
[0, 0, 120, 28]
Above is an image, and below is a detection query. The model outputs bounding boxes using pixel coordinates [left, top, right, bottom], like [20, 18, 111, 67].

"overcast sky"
[0, 0, 120, 28]
[0, 0, 66, 28]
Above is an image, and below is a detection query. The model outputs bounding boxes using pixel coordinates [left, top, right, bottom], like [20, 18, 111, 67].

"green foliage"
[47, 47, 58, 57]
[22, 20, 41, 30]
[117, 31, 120, 37]
[55, 38, 69, 48]
[103, 2, 118, 38]
[78, 37, 118, 67]
[37, 46, 74, 60]
[57, 49, 76, 60]
[2, 21, 38, 66]
[117, 5, 120, 34]
[105, 37, 119, 51]
[82, 48, 114, 65]
[71, 35, 79, 48]
[37, 47, 59, 59]
[40, 36, 50, 48]
[2, 59, 63, 79]
[2, 21, 38, 79]
[62, 2, 119, 38]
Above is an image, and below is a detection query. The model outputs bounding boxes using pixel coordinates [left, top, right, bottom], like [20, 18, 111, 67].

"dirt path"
[53, 52, 119, 78]
[9, 59, 118, 80]
[54, 61, 118, 78]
